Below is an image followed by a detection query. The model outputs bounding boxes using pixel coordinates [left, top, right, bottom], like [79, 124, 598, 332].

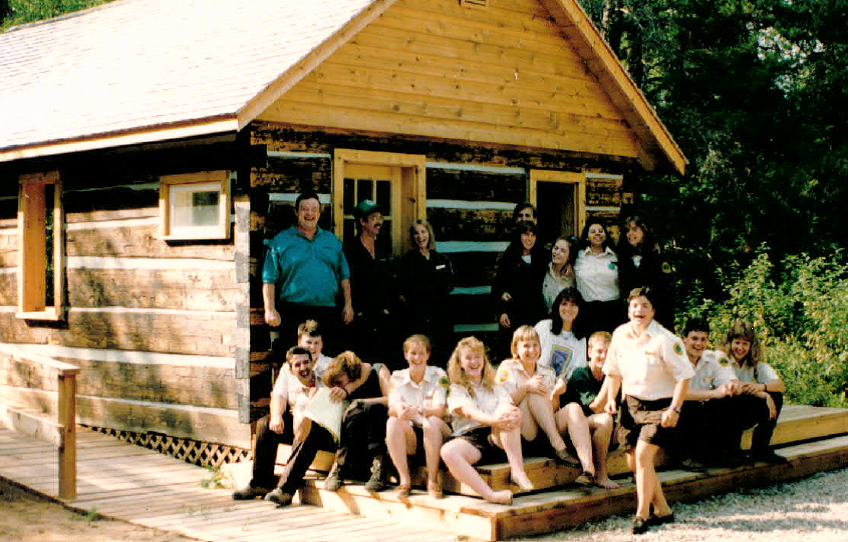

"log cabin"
[0, 0, 686, 460]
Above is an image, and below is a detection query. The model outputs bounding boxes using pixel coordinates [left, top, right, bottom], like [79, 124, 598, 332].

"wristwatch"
[671, 406, 682, 414]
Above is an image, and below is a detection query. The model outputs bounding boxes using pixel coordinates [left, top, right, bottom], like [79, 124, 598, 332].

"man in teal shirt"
[262, 191, 353, 354]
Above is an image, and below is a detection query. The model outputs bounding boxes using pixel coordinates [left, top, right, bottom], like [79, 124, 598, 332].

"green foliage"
[200, 465, 225, 489]
[678, 247, 848, 408]
[2, 0, 113, 31]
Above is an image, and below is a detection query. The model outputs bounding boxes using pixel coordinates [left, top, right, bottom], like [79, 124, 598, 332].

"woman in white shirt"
[604, 287, 693, 534]
[574, 220, 622, 334]
[542, 236, 577, 311]
[385, 335, 451, 498]
[440, 337, 533, 504]
[534, 287, 587, 380]
[717, 320, 786, 464]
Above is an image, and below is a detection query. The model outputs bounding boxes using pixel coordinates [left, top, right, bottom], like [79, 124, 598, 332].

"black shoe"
[232, 484, 271, 500]
[632, 517, 649, 535]
[750, 449, 788, 464]
[720, 451, 748, 469]
[648, 512, 675, 526]
[264, 488, 294, 506]
[364, 456, 388, 492]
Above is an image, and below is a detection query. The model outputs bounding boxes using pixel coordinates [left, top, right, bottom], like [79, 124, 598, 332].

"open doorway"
[529, 169, 585, 243]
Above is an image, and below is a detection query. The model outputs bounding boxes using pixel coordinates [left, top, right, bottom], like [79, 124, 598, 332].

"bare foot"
[595, 475, 620, 489]
[487, 489, 513, 505]
[510, 472, 535, 492]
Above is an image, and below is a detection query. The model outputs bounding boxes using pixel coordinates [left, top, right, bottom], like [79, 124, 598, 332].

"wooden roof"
[0, 0, 685, 173]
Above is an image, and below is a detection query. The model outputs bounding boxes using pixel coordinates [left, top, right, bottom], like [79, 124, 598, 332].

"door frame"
[528, 169, 586, 239]
[332, 149, 427, 255]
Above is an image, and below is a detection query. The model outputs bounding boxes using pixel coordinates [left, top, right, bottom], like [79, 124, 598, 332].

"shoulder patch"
[439, 376, 450, 389]
[673, 342, 683, 356]
[496, 367, 509, 383]
[661, 262, 673, 274]
[608, 262, 617, 270]
[718, 357, 729, 367]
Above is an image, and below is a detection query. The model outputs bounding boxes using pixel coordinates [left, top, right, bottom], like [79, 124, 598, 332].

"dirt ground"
[0, 480, 193, 542]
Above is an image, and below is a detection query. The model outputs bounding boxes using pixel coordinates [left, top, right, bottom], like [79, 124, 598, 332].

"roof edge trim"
[237, 0, 401, 131]
[0, 118, 239, 163]
[542, 0, 687, 175]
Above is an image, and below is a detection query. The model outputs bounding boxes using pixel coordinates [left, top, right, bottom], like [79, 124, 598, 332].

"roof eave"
[0, 117, 240, 164]
[540, 0, 687, 176]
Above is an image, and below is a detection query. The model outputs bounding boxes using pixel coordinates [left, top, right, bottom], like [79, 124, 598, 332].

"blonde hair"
[322, 351, 363, 387]
[718, 320, 763, 368]
[297, 319, 322, 339]
[588, 331, 612, 349]
[510, 325, 540, 359]
[403, 334, 431, 353]
[409, 220, 436, 250]
[447, 337, 495, 395]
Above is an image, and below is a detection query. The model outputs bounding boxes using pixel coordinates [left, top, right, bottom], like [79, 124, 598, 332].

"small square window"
[159, 171, 230, 240]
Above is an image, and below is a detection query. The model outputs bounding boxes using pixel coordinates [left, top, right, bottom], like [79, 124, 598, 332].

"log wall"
[0, 155, 250, 449]
[248, 121, 628, 371]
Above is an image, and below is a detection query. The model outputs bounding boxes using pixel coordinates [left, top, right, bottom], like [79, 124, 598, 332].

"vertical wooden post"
[57, 371, 77, 500]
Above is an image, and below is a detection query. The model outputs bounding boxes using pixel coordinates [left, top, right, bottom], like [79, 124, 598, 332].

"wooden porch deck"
[0, 426, 460, 542]
[2, 405, 848, 541]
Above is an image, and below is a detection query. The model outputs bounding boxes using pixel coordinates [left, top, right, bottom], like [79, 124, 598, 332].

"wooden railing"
[0, 352, 80, 499]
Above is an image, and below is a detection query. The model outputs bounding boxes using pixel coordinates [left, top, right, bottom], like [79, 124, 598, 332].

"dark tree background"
[5, 0, 847, 303]
[579, 0, 848, 302]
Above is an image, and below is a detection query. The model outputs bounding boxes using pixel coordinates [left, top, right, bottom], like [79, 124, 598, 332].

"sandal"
[395, 483, 411, 497]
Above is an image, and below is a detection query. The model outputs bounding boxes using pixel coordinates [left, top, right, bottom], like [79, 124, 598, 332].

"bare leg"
[554, 403, 594, 474]
[634, 440, 661, 520]
[386, 417, 416, 488]
[526, 393, 567, 452]
[517, 399, 539, 442]
[494, 419, 534, 491]
[440, 438, 512, 504]
[587, 412, 619, 488]
[423, 416, 450, 492]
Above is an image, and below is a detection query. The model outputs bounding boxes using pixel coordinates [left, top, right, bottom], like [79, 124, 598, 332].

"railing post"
[57, 370, 77, 500]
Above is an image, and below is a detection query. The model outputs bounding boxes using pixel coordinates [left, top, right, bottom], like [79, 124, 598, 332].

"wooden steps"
[293, 404, 848, 540]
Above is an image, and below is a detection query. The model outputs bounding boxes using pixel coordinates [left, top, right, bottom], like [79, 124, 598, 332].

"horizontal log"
[0, 357, 235, 410]
[65, 220, 235, 261]
[0, 386, 250, 449]
[249, 122, 629, 173]
[67, 268, 238, 312]
[0, 274, 15, 306]
[0, 310, 235, 357]
[425, 167, 527, 202]
[0, 403, 63, 447]
[64, 185, 158, 215]
[427, 207, 514, 243]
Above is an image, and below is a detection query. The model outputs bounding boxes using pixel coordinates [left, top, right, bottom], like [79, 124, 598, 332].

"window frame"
[17, 171, 65, 321]
[159, 170, 231, 241]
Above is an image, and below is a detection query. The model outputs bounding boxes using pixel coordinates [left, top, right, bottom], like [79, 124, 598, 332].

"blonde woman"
[440, 337, 533, 504]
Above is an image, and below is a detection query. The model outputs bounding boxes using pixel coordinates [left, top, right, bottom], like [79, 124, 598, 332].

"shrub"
[678, 247, 848, 408]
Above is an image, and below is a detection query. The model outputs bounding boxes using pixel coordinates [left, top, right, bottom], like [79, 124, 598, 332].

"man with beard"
[344, 200, 399, 368]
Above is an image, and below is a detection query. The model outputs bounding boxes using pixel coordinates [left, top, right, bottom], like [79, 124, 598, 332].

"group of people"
[245, 193, 786, 535]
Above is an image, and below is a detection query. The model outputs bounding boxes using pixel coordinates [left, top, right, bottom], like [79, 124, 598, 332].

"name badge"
[436, 264, 446, 270]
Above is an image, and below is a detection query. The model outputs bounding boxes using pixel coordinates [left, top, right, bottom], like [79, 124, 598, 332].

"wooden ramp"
[0, 426, 460, 542]
[298, 404, 848, 540]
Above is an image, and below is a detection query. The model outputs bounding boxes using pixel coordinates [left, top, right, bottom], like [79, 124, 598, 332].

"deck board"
[2, 405, 847, 541]
[0, 426, 462, 542]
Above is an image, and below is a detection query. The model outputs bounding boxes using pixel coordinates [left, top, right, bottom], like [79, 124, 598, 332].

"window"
[18, 171, 64, 320]
[159, 171, 230, 240]
[332, 150, 426, 256]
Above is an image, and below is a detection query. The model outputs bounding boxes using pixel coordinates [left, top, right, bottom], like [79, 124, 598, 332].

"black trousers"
[334, 401, 388, 479]
[675, 392, 784, 461]
[248, 412, 336, 493]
